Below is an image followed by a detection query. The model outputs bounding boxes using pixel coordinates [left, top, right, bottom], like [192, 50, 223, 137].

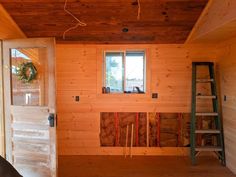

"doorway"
[2, 38, 57, 177]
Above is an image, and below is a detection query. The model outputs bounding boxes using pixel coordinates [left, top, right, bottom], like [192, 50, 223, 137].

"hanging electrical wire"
[137, 0, 141, 20]
[63, 0, 87, 40]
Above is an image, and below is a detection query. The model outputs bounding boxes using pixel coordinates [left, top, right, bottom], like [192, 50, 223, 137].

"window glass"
[105, 52, 124, 93]
[104, 51, 145, 93]
[11, 48, 48, 106]
[125, 52, 145, 92]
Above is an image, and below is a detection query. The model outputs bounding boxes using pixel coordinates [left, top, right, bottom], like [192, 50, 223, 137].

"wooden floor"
[59, 156, 236, 177]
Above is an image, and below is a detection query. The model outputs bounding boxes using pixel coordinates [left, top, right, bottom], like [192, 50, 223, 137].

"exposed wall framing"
[100, 112, 192, 147]
[100, 112, 147, 147]
[149, 113, 188, 147]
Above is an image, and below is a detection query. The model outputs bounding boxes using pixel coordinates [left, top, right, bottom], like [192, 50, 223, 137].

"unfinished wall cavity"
[149, 113, 190, 147]
[100, 112, 116, 146]
[100, 112, 193, 147]
[100, 112, 147, 147]
[195, 116, 218, 146]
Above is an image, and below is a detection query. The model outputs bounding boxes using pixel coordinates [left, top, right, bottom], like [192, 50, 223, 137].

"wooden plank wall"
[56, 44, 217, 155]
[0, 4, 25, 39]
[183, 0, 236, 173]
[186, 0, 236, 43]
[217, 37, 236, 174]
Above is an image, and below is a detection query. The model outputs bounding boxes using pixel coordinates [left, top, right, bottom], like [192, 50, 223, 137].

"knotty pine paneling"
[0, 1, 208, 43]
[56, 44, 217, 155]
[217, 38, 236, 174]
[187, 0, 236, 43]
[0, 4, 25, 39]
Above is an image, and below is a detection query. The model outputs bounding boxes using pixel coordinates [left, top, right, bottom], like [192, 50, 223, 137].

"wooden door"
[3, 38, 57, 177]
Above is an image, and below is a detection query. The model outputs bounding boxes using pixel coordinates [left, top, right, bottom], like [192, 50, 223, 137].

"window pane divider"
[123, 51, 126, 93]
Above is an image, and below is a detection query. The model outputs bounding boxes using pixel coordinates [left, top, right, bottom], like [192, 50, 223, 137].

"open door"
[3, 38, 57, 177]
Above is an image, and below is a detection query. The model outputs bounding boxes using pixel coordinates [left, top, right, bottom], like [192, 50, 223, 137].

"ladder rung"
[196, 95, 216, 99]
[195, 146, 222, 152]
[194, 62, 214, 66]
[191, 63, 225, 164]
[196, 112, 218, 116]
[196, 79, 214, 83]
[195, 129, 221, 134]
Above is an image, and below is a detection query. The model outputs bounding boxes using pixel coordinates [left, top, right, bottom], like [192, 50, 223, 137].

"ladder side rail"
[191, 63, 197, 165]
[209, 63, 226, 165]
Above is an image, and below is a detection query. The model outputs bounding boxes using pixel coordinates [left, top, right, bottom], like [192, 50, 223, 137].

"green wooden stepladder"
[191, 62, 225, 165]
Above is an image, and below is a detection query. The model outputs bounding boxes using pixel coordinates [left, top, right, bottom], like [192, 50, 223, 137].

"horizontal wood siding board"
[217, 38, 236, 174]
[56, 44, 217, 155]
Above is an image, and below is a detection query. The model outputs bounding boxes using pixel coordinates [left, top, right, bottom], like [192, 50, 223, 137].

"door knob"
[48, 113, 55, 127]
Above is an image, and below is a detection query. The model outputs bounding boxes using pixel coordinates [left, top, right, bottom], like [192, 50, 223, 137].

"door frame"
[2, 38, 57, 176]
[0, 40, 5, 157]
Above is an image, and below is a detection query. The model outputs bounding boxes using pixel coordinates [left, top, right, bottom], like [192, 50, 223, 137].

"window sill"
[103, 92, 145, 94]
[97, 92, 150, 98]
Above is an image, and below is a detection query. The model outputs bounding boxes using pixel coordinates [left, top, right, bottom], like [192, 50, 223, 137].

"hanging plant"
[16, 62, 37, 83]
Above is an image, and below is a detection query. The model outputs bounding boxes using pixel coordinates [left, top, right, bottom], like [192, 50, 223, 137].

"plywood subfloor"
[59, 156, 236, 177]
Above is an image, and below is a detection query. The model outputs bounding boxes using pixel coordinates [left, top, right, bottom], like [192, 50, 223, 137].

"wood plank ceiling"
[0, 0, 208, 44]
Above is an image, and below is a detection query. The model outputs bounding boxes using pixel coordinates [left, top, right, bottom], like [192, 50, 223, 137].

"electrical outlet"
[75, 96, 80, 102]
[152, 93, 158, 99]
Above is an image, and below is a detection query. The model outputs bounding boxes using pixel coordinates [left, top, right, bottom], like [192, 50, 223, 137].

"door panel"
[12, 106, 51, 177]
[3, 38, 56, 177]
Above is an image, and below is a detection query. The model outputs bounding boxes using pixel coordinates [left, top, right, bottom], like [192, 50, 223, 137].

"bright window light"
[104, 51, 145, 93]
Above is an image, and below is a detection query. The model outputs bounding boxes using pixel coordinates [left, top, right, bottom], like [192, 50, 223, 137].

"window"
[104, 51, 145, 93]
[10, 48, 48, 106]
